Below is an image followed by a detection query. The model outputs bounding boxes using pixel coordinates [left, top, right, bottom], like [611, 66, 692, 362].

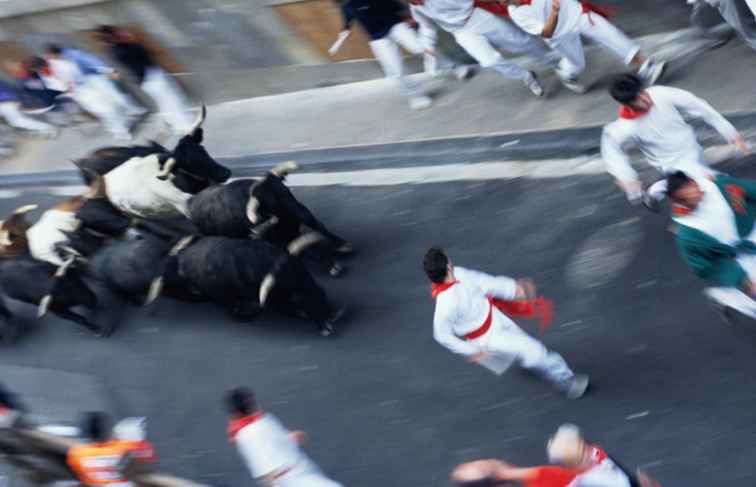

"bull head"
[258, 232, 324, 306]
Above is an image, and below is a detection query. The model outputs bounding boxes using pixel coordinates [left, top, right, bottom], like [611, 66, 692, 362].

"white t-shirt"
[234, 413, 303, 479]
[509, 0, 582, 38]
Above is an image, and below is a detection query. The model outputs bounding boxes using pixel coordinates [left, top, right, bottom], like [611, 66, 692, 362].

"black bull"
[187, 175, 350, 273]
[88, 234, 340, 335]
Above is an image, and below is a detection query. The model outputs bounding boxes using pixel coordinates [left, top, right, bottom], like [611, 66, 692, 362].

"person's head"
[547, 424, 587, 468]
[666, 171, 704, 210]
[609, 73, 652, 111]
[82, 411, 111, 443]
[423, 247, 452, 283]
[44, 44, 63, 59]
[224, 387, 257, 418]
[26, 56, 48, 73]
[96, 25, 120, 44]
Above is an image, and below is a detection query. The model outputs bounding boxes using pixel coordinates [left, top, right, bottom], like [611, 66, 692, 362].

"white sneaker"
[639, 59, 666, 86]
[453, 65, 476, 81]
[558, 75, 588, 94]
[409, 96, 433, 111]
[524, 72, 545, 97]
[564, 374, 589, 400]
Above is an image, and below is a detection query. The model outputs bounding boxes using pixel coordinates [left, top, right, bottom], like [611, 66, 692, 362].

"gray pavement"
[2, 155, 756, 486]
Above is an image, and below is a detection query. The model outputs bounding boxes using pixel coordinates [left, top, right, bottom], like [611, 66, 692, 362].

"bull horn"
[84, 172, 107, 199]
[270, 161, 299, 178]
[145, 277, 164, 306]
[246, 196, 260, 225]
[188, 104, 207, 134]
[38, 295, 53, 319]
[169, 236, 194, 256]
[54, 255, 77, 278]
[287, 232, 324, 256]
[13, 204, 37, 215]
[0, 229, 10, 247]
[250, 216, 278, 239]
[156, 158, 177, 180]
[259, 273, 276, 307]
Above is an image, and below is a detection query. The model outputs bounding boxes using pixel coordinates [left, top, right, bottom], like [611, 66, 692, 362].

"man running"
[602, 73, 748, 208]
[407, 0, 561, 96]
[423, 247, 588, 399]
[500, 0, 665, 92]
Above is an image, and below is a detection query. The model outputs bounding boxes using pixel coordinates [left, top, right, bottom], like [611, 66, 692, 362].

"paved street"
[3, 154, 756, 487]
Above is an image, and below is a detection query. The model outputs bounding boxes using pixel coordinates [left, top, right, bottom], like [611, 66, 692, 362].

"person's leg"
[704, 286, 756, 319]
[90, 75, 145, 115]
[369, 34, 430, 109]
[475, 10, 559, 69]
[73, 83, 130, 139]
[141, 68, 194, 134]
[0, 102, 57, 135]
[547, 32, 586, 80]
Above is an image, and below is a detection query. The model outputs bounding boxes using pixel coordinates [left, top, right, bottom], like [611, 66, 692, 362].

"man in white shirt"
[225, 388, 344, 487]
[501, 0, 665, 92]
[408, 0, 561, 97]
[423, 247, 589, 399]
[602, 73, 748, 207]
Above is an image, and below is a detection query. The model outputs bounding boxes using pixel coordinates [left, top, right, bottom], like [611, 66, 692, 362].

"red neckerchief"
[431, 281, 458, 298]
[581, 1, 616, 18]
[671, 203, 692, 217]
[475, 1, 511, 17]
[618, 104, 653, 120]
[227, 412, 265, 441]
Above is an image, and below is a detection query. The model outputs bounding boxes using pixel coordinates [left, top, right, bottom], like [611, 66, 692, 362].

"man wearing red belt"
[423, 247, 588, 399]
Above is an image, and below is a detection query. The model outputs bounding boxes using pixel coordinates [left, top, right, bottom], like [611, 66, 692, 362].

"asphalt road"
[3, 155, 756, 487]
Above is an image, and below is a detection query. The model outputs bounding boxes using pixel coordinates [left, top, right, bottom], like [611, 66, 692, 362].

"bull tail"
[144, 236, 195, 306]
[258, 232, 323, 306]
[38, 255, 77, 318]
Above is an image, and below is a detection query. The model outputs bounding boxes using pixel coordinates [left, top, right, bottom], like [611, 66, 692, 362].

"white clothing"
[432, 267, 573, 383]
[510, 0, 639, 79]
[141, 68, 193, 134]
[409, 0, 475, 33]
[27, 209, 80, 266]
[602, 86, 739, 185]
[508, 0, 582, 38]
[576, 447, 632, 487]
[0, 102, 56, 134]
[87, 75, 144, 116]
[749, 0, 756, 17]
[412, 6, 555, 81]
[369, 22, 426, 98]
[234, 413, 343, 487]
[104, 154, 191, 220]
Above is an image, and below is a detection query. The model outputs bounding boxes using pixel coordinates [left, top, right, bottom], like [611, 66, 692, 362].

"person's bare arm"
[542, 0, 561, 38]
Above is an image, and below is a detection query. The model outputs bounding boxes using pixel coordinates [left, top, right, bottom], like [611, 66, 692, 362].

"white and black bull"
[187, 161, 353, 277]
[0, 208, 108, 338]
[74, 106, 231, 220]
[24, 176, 132, 266]
[134, 234, 341, 336]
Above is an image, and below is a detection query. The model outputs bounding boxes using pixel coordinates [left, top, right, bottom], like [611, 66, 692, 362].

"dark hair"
[224, 388, 256, 416]
[454, 479, 495, 487]
[27, 56, 47, 72]
[44, 44, 63, 55]
[666, 170, 694, 198]
[423, 247, 449, 283]
[609, 73, 644, 105]
[97, 25, 118, 39]
[82, 411, 110, 442]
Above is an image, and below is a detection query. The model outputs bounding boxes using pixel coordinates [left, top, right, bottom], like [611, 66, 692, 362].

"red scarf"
[227, 412, 265, 441]
[618, 105, 651, 120]
[475, 1, 615, 20]
[431, 281, 555, 333]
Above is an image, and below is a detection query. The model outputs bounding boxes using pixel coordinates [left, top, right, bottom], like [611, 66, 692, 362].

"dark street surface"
[3, 156, 756, 487]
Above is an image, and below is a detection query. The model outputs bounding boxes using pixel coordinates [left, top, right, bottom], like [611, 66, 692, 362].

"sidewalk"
[1, 28, 754, 176]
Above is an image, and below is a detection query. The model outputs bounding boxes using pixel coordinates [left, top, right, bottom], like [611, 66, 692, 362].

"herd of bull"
[0, 107, 353, 342]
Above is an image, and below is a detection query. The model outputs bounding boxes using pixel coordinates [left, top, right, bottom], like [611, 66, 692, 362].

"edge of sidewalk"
[1, 110, 755, 190]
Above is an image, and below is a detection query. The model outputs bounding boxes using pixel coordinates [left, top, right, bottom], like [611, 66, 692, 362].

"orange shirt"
[67, 440, 156, 486]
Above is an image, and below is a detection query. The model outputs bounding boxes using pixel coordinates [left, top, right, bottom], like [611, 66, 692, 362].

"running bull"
[74, 106, 231, 220]
[188, 161, 353, 276]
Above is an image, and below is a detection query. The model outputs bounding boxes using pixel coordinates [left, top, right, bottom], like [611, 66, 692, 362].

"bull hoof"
[320, 324, 334, 337]
[329, 263, 345, 278]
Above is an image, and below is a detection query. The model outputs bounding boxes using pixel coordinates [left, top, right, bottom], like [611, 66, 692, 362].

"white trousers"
[474, 309, 574, 386]
[705, 254, 756, 319]
[0, 102, 55, 134]
[72, 78, 130, 137]
[141, 68, 193, 134]
[274, 458, 344, 487]
[452, 8, 556, 81]
[547, 12, 640, 79]
[86, 75, 144, 115]
[369, 22, 428, 98]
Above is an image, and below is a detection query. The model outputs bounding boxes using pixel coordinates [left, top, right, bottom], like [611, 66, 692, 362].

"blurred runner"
[330, 0, 472, 110]
[602, 73, 748, 209]
[407, 0, 560, 97]
[697, 0, 756, 50]
[666, 170, 756, 320]
[44, 44, 146, 119]
[96, 25, 194, 135]
[43, 47, 131, 140]
[423, 247, 589, 399]
[0, 79, 59, 138]
[67, 412, 157, 487]
[451, 424, 660, 486]
[225, 387, 345, 486]
[498, 0, 665, 93]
